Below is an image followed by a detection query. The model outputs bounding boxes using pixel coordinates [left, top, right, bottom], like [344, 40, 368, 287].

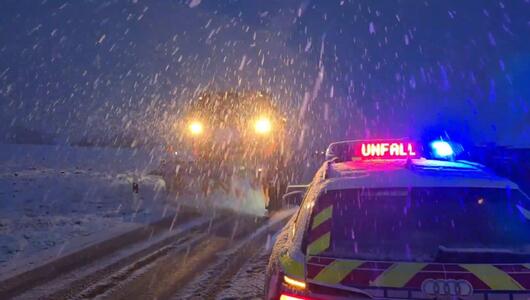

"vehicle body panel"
[266, 157, 530, 299]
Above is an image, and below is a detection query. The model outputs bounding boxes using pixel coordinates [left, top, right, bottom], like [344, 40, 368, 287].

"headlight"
[188, 120, 204, 136]
[254, 117, 272, 134]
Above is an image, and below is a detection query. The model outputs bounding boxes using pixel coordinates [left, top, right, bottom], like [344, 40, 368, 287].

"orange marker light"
[283, 275, 306, 289]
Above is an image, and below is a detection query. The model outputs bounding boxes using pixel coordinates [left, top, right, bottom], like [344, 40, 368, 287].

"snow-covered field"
[0, 143, 269, 278]
[0, 143, 172, 274]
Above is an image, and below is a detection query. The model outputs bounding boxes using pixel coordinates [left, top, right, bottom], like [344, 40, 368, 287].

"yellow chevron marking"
[462, 264, 523, 290]
[314, 259, 363, 285]
[279, 253, 305, 278]
[371, 263, 427, 288]
[307, 232, 331, 256]
[312, 205, 333, 229]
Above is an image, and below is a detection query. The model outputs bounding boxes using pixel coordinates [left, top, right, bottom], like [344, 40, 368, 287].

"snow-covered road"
[4, 209, 292, 300]
[172, 209, 292, 300]
[215, 232, 280, 300]
[0, 143, 294, 299]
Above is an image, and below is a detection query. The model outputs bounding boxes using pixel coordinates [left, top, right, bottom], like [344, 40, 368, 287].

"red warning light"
[357, 141, 418, 159]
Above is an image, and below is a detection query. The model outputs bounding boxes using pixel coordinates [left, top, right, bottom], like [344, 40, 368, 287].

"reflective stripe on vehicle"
[462, 264, 524, 291]
[311, 205, 332, 229]
[307, 256, 530, 292]
[279, 252, 305, 279]
[306, 205, 333, 256]
[313, 259, 363, 285]
[306, 232, 330, 256]
[371, 263, 428, 288]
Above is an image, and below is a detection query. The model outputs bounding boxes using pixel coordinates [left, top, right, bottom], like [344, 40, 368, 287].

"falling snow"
[1, 1, 530, 294]
[188, 0, 202, 9]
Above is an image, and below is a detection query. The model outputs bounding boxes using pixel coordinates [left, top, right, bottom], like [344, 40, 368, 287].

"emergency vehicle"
[265, 139, 530, 300]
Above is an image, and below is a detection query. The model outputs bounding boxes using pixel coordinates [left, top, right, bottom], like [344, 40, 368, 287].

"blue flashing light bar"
[430, 140, 454, 158]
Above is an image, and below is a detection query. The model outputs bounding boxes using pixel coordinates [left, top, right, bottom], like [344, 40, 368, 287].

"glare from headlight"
[188, 121, 204, 135]
[254, 117, 272, 134]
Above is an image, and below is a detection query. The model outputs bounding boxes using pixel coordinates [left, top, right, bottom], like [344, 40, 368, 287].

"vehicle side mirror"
[282, 190, 304, 206]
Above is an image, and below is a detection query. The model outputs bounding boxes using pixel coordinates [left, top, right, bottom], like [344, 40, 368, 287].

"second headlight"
[188, 120, 204, 136]
[254, 117, 272, 135]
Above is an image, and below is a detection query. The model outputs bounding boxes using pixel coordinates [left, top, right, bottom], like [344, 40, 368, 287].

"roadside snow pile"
[174, 175, 268, 217]
[0, 143, 171, 272]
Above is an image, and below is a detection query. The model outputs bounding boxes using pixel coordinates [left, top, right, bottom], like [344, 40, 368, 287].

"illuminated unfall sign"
[358, 142, 418, 159]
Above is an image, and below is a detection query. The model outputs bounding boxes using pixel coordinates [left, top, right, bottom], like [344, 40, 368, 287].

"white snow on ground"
[215, 230, 282, 300]
[0, 143, 272, 278]
[0, 143, 161, 173]
[171, 209, 294, 300]
[0, 143, 171, 274]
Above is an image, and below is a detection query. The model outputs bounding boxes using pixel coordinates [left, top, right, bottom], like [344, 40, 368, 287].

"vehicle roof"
[322, 158, 519, 190]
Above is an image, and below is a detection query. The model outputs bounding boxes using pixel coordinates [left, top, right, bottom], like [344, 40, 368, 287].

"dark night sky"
[0, 0, 529, 147]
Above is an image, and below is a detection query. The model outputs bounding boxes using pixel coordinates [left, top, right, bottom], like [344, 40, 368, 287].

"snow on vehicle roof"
[323, 158, 518, 190]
